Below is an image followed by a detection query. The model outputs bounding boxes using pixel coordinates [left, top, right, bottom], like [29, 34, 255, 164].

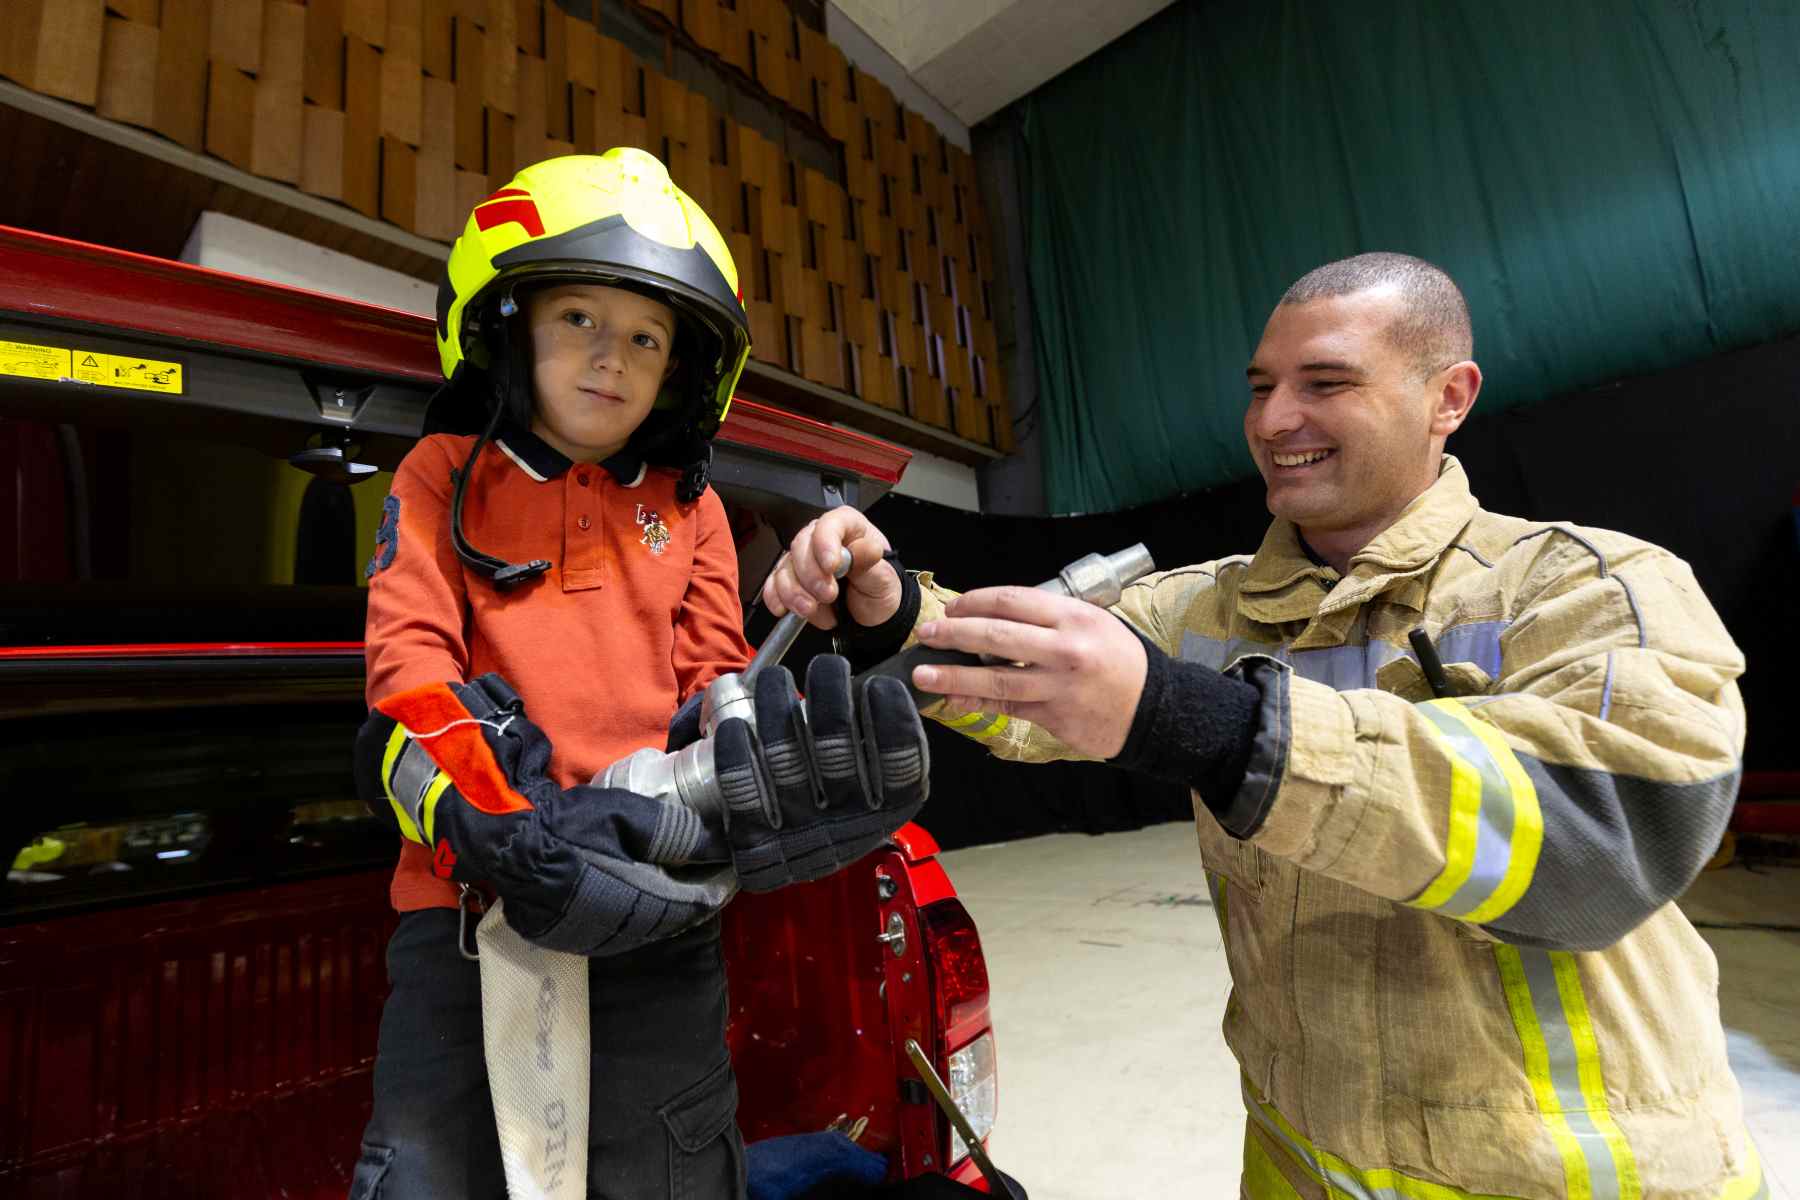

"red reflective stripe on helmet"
[474, 195, 546, 238]
[374, 682, 533, 815]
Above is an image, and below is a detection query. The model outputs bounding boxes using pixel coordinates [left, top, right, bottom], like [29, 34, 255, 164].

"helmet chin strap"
[450, 292, 553, 588]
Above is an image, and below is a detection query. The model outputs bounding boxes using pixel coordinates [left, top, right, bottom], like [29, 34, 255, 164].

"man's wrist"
[833, 551, 920, 669]
[1108, 632, 1262, 832]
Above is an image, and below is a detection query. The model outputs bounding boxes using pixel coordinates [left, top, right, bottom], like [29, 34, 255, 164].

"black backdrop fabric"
[843, 333, 1799, 852]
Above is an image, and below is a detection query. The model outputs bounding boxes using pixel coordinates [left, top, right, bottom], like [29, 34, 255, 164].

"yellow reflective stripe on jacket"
[939, 709, 1010, 740]
[1494, 945, 1641, 1200]
[1241, 1076, 1763, 1200]
[1720, 1142, 1768, 1200]
[1242, 1080, 1512, 1199]
[1243, 1120, 1303, 1198]
[380, 722, 426, 844]
[1409, 699, 1543, 923]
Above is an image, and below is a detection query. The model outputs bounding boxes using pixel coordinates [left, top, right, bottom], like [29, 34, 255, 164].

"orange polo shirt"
[364, 422, 752, 912]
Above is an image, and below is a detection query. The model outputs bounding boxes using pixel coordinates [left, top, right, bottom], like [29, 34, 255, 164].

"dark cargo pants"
[350, 908, 745, 1200]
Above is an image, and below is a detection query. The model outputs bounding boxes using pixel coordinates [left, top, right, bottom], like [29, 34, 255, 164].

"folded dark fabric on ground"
[744, 1131, 1028, 1199]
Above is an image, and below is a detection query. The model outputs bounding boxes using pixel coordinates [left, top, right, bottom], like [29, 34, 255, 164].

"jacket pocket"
[660, 1057, 745, 1200]
[347, 1143, 395, 1200]
[1194, 802, 1263, 898]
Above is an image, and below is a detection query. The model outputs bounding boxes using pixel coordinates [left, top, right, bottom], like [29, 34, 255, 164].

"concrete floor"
[940, 823, 1800, 1200]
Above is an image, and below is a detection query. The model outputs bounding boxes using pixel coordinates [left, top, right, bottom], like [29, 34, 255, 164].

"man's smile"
[1270, 448, 1337, 470]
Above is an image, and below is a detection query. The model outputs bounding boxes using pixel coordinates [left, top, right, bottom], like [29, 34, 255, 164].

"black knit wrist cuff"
[1109, 630, 1262, 830]
[833, 550, 921, 669]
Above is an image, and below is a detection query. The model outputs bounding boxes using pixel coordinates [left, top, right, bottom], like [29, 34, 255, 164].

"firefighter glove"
[710, 654, 930, 892]
[354, 674, 734, 957]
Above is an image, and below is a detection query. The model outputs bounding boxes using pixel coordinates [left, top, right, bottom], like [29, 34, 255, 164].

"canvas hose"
[477, 896, 592, 1200]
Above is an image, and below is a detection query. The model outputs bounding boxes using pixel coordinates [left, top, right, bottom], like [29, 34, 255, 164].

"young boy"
[350, 149, 930, 1199]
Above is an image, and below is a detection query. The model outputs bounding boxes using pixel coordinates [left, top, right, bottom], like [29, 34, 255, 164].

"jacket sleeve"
[671, 488, 752, 702]
[1226, 530, 1745, 952]
[364, 437, 471, 706]
[908, 567, 1214, 766]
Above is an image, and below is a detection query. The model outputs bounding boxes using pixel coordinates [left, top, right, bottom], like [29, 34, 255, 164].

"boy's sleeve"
[364, 437, 472, 705]
[672, 489, 753, 701]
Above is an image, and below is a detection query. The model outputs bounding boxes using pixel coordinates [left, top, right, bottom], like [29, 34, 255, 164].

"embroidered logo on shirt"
[365, 494, 400, 578]
[636, 504, 671, 556]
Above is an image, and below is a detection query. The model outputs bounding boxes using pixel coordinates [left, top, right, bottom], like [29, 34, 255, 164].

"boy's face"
[525, 283, 679, 464]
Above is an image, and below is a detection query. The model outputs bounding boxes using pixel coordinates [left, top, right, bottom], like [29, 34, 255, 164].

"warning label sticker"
[70, 351, 184, 394]
[0, 340, 71, 382]
[0, 340, 185, 395]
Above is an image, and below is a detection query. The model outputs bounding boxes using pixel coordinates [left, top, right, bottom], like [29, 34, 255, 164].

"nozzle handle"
[743, 547, 853, 684]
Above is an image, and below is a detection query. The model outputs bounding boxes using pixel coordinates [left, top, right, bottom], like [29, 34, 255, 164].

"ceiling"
[829, 0, 1177, 126]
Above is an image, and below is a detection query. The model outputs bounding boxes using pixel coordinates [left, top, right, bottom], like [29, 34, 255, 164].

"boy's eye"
[632, 332, 661, 350]
[561, 310, 596, 329]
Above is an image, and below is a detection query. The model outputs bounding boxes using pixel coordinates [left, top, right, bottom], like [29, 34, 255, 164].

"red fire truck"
[0, 226, 1002, 1196]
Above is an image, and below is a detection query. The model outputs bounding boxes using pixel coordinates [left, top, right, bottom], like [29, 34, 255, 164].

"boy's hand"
[763, 506, 902, 631]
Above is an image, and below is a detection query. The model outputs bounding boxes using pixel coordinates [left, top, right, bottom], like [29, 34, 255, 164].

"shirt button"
[577, 515, 591, 530]
[576, 471, 590, 487]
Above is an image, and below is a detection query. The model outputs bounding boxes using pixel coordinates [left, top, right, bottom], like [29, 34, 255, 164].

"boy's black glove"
[674, 655, 930, 892]
[354, 674, 733, 957]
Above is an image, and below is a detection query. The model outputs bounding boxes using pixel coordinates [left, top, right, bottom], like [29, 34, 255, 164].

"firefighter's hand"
[913, 586, 1148, 759]
[762, 507, 901, 631]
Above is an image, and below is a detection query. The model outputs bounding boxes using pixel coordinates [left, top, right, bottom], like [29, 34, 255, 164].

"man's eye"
[1249, 385, 1273, 399]
[1309, 380, 1349, 393]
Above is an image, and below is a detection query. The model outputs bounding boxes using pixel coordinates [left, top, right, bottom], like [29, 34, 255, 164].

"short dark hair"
[1280, 252, 1473, 375]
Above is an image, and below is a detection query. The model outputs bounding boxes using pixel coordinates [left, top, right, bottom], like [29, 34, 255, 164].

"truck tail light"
[920, 898, 990, 1046]
[920, 898, 996, 1167]
[946, 1031, 997, 1165]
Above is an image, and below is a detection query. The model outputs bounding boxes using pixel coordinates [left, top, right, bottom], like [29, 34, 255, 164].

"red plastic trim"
[903, 857, 957, 909]
[0, 224, 443, 382]
[0, 641, 364, 660]
[0, 225, 911, 484]
[890, 821, 941, 863]
[721, 400, 909, 485]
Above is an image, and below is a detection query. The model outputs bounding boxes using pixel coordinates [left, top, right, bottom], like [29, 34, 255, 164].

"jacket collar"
[1238, 456, 1478, 627]
[492, 418, 646, 486]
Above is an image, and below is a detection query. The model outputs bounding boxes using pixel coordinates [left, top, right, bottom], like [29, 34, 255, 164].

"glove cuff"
[1109, 631, 1261, 826]
[833, 550, 921, 670]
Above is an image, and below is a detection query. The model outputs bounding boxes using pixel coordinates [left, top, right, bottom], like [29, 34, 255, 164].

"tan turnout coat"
[915, 458, 1763, 1199]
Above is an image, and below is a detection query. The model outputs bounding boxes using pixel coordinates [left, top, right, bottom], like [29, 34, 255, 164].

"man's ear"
[1431, 361, 1482, 437]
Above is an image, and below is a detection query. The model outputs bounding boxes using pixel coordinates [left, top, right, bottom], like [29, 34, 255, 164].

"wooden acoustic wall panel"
[2, 0, 105, 107]
[14, 0, 1010, 449]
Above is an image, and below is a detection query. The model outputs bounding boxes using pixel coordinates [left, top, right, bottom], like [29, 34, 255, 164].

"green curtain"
[1021, 0, 1800, 513]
